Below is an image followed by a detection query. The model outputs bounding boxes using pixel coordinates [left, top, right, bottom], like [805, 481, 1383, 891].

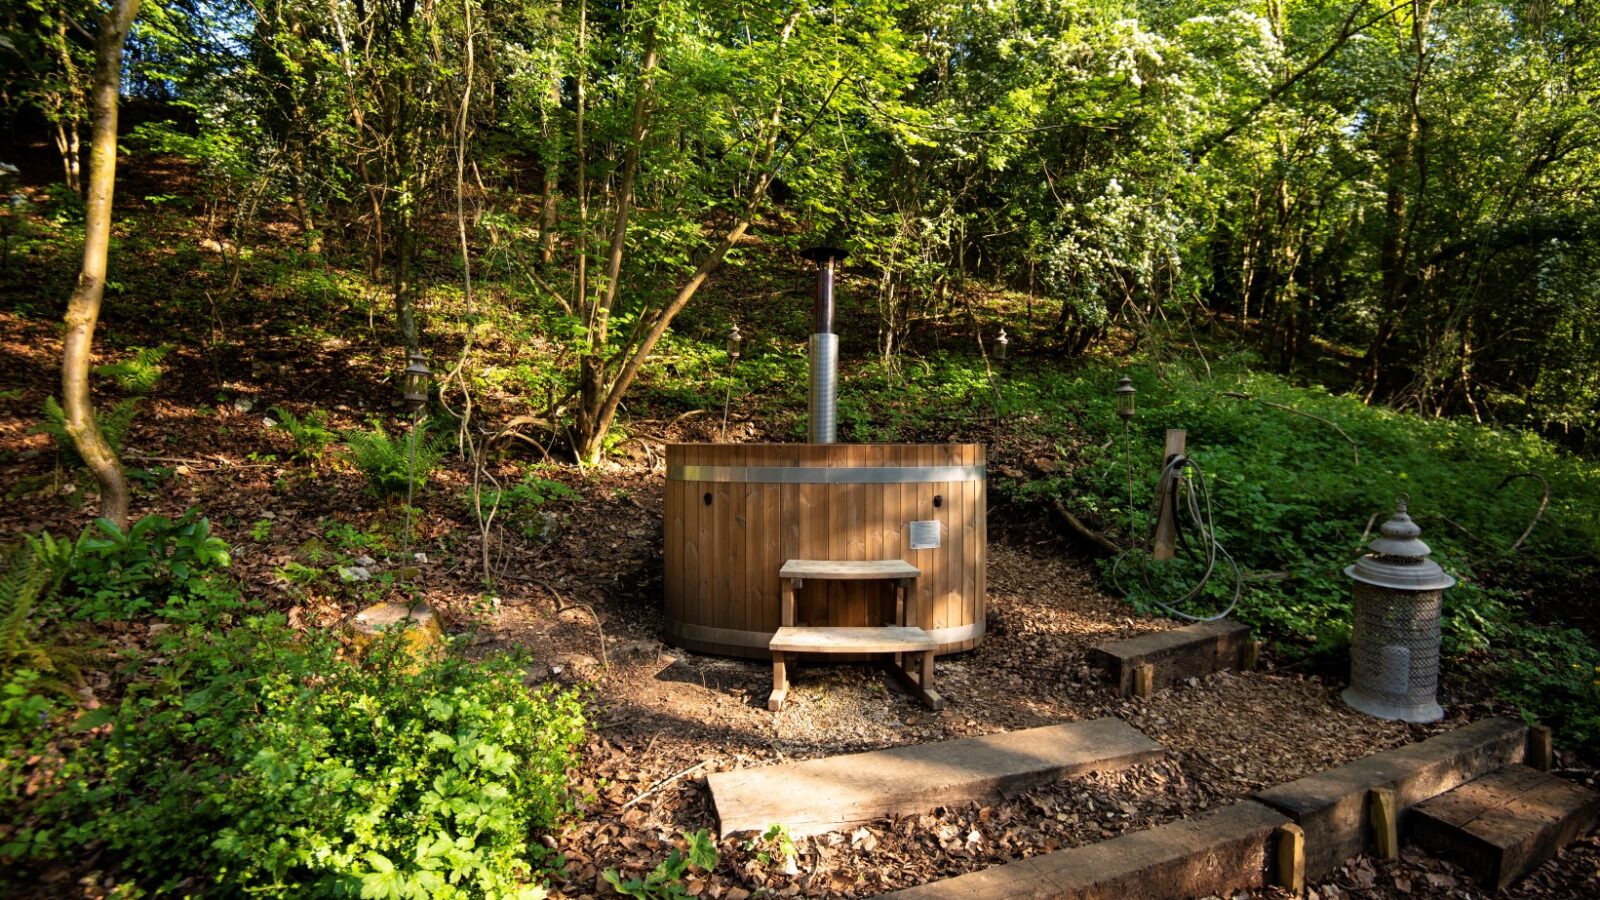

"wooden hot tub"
[663, 443, 986, 659]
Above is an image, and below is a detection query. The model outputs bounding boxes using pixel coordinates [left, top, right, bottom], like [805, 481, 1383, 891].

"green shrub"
[51, 510, 238, 624]
[468, 474, 579, 539]
[1494, 625, 1600, 751]
[270, 406, 337, 461]
[344, 420, 445, 497]
[43, 617, 584, 898]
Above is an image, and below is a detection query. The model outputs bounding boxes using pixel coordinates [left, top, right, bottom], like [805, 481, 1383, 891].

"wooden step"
[1254, 716, 1527, 881]
[1408, 764, 1600, 891]
[882, 800, 1289, 899]
[1091, 619, 1250, 697]
[779, 558, 920, 580]
[707, 717, 1165, 838]
[769, 625, 936, 654]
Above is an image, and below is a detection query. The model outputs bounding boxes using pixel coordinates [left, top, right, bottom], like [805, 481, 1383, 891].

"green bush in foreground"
[33, 617, 585, 897]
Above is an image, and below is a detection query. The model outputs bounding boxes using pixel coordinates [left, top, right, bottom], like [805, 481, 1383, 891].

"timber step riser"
[708, 717, 1165, 840]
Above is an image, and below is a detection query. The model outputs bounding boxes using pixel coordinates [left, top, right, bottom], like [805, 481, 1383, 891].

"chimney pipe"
[800, 246, 846, 443]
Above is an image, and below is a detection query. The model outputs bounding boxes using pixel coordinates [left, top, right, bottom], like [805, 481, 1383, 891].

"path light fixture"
[403, 351, 431, 413]
[1114, 374, 1137, 528]
[721, 322, 743, 440]
[1342, 496, 1455, 723]
[995, 327, 1009, 363]
[1115, 375, 1137, 421]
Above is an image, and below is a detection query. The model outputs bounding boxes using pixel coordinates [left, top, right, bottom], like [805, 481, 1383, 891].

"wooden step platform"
[1408, 764, 1600, 891]
[707, 717, 1165, 839]
[882, 800, 1290, 899]
[1091, 619, 1250, 697]
[769, 626, 937, 654]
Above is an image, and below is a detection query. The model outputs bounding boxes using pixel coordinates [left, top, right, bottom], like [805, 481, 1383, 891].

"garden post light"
[721, 322, 742, 440]
[1114, 375, 1136, 526]
[400, 351, 431, 576]
[1342, 496, 1455, 723]
[403, 351, 431, 414]
[1115, 375, 1137, 421]
[996, 327, 1009, 363]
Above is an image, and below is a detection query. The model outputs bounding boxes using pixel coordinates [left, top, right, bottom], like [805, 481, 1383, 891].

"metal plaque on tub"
[908, 520, 941, 550]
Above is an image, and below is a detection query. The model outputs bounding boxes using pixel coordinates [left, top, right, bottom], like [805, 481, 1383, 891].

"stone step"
[881, 801, 1290, 899]
[1254, 717, 1528, 881]
[769, 625, 936, 654]
[1408, 764, 1600, 891]
[707, 717, 1165, 839]
[1090, 619, 1250, 697]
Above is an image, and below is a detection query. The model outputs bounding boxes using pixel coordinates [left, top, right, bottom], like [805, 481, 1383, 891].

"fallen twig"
[1220, 391, 1360, 465]
[512, 575, 609, 668]
[619, 760, 709, 811]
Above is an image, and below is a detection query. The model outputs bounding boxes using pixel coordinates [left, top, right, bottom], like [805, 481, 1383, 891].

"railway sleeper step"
[708, 717, 1166, 839]
[1408, 764, 1600, 891]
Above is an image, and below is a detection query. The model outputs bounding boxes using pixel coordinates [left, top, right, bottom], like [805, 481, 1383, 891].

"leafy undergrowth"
[1, 517, 586, 898]
[994, 356, 1600, 750]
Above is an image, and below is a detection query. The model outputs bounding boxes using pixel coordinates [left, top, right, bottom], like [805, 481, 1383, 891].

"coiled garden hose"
[1110, 453, 1243, 622]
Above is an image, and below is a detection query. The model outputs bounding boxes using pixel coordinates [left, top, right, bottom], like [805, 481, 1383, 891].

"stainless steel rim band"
[668, 464, 986, 484]
[666, 620, 985, 650]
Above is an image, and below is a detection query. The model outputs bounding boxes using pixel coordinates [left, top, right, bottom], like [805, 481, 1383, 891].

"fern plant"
[269, 406, 335, 461]
[0, 537, 91, 697]
[92, 345, 171, 394]
[343, 420, 444, 497]
[31, 396, 139, 467]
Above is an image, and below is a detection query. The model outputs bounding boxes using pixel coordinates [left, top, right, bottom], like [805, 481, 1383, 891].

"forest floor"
[3, 294, 1597, 897]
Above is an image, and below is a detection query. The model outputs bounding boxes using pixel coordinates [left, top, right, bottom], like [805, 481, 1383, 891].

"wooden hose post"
[1153, 430, 1186, 562]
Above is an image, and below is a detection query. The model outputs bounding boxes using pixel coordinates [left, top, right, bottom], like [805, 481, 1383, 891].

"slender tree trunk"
[578, 26, 658, 446]
[62, 0, 141, 530]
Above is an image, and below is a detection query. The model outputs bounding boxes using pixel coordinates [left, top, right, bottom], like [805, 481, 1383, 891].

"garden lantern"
[1342, 496, 1455, 723]
[996, 327, 1009, 362]
[1115, 376, 1137, 421]
[402, 351, 431, 413]
[727, 322, 742, 362]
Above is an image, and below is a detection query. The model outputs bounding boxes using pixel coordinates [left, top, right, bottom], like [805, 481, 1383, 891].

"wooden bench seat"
[769, 559, 941, 712]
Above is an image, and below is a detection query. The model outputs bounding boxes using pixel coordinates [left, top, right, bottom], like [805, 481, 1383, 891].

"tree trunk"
[61, 0, 141, 531]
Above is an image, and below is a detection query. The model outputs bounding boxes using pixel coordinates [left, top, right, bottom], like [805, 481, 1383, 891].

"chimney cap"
[800, 245, 849, 264]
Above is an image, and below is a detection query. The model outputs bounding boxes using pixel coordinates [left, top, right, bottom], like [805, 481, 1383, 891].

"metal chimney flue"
[801, 246, 847, 443]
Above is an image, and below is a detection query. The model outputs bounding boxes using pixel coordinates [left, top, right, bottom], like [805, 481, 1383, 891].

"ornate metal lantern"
[1342, 496, 1455, 723]
[727, 322, 742, 362]
[402, 351, 431, 413]
[996, 327, 1009, 362]
[1115, 376, 1137, 421]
